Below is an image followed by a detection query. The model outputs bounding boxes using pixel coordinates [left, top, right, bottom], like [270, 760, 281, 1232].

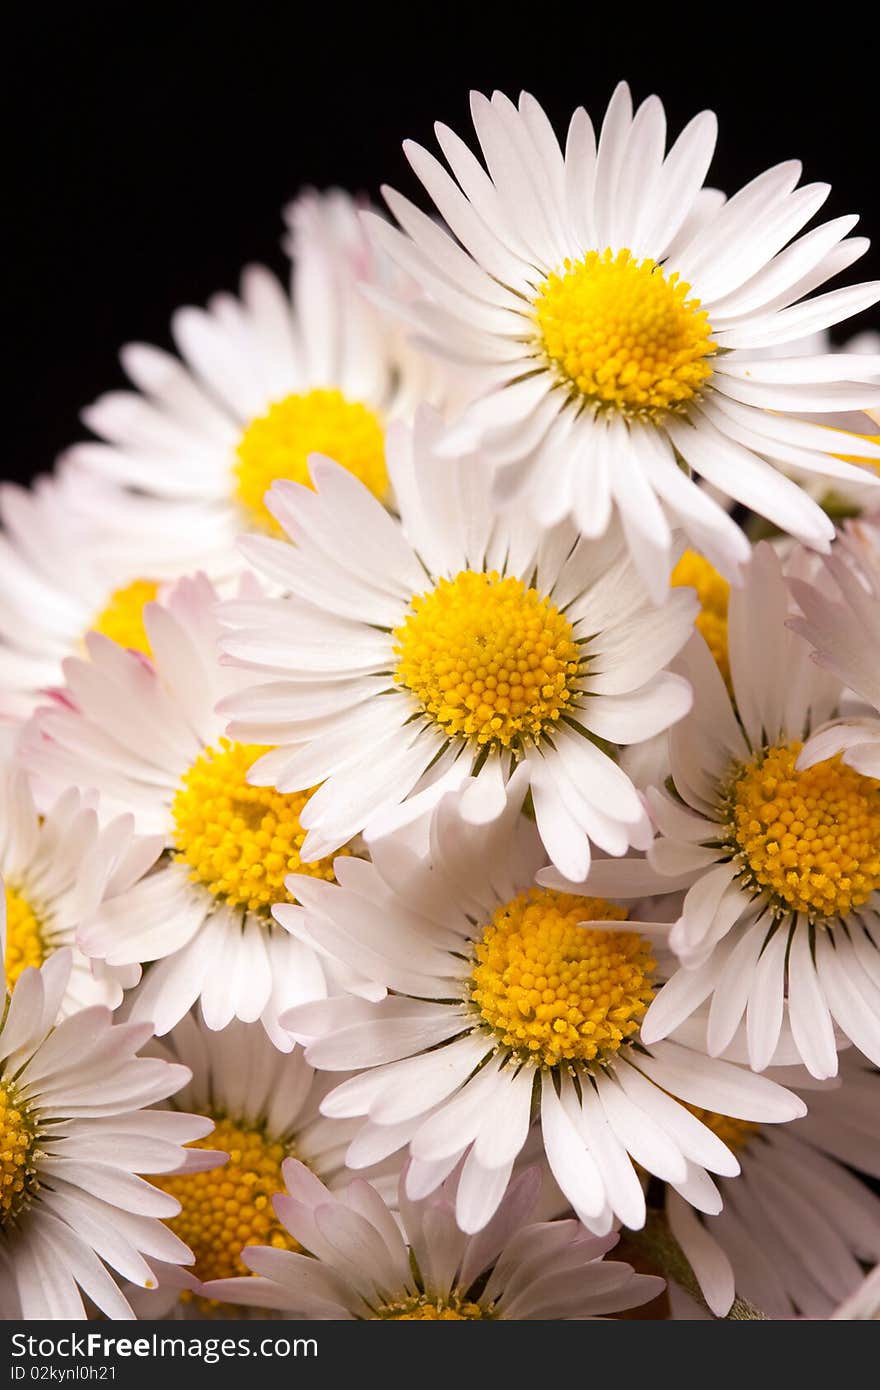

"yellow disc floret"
[727, 742, 880, 920]
[0, 1079, 39, 1228]
[90, 579, 159, 655]
[534, 248, 715, 418]
[154, 1118, 296, 1283]
[233, 388, 388, 533]
[394, 571, 582, 749]
[3, 884, 46, 988]
[671, 550, 730, 687]
[686, 1106, 760, 1155]
[377, 1298, 488, 1320]
[171, 739, 344, 914]
[470, 888, 655, 1067]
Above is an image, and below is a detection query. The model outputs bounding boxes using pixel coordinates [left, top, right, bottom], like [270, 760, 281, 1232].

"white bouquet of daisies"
[1, 84, 878, 1323]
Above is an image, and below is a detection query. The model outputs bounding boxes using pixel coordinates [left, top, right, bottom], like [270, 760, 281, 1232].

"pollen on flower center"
[534, 248, 715, 419]
[375, 1298, 488, 1320]
[171, 739, 345, 914]
[3, 883, 46, 988]
[153, 1117, 297, 1283]
[671, 550, 730, 687]
[469, 887, 655, 1067]
[726, 742, 880, 920]
[0, 1078, 40, 1228]
[233, 388, 388, 533]
[686, 1106, 760, 1155]
[90, 579, 159, 655]
[393, 571, 582, 749]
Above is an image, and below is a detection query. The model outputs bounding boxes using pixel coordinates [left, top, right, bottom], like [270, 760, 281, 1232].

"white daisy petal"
[540, 1079, 607, 1221]
[745, 926, 790, 1072]
[668, 412, 835, 551]
[816, 933, 880, 1068]
[667, 1189, 735, 1317]
[595, 1072, 688, 1184]
[635, 1040, 806, 1122]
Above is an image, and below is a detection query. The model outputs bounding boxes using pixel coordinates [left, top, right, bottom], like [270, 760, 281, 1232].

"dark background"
[7, 15, 880, 487]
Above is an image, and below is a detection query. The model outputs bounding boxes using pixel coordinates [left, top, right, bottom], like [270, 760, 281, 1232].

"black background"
[8, 14, 880, 487]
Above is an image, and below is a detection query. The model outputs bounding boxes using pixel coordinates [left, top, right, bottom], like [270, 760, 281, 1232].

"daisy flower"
[789, 516, 880, 778]
[201, 1161, 664, 1320]
[280, 771, 805, 1237]
[625, 542, 880, 1077]
[64, 189, 445, 540]
[20, 574, 349, 1046]
[0, 464, 238, 721]
[1, 766, 162, 1014]
[659, 1053, 880, 1318]
[367, 84, 880, 591]
[0, 928, 211, 1320]
[128, 1010, 401, 1316]
[218, 414, 698, 880]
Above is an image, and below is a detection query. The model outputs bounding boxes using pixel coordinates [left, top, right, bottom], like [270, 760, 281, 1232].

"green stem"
[630, 1212, 768, 1321]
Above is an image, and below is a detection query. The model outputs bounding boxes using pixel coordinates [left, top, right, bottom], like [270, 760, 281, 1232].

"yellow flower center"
[0, 1078, 39, 1228]
[153, 1117, 297, 1283]
[470, 888, 655, 1068]
[726, 742, 880, 920]
[3, 884, 46, 988]
[376, 1298, 488, 1320]
[393, 571, 582, 750]
[90, 578, 159, 655]
[534, 248, 715, 419]
[171, 740, 345, 914]
[670, 549, 730, 687]
[233, 389, 388, 533]
[686, 1106, 760, 1155]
